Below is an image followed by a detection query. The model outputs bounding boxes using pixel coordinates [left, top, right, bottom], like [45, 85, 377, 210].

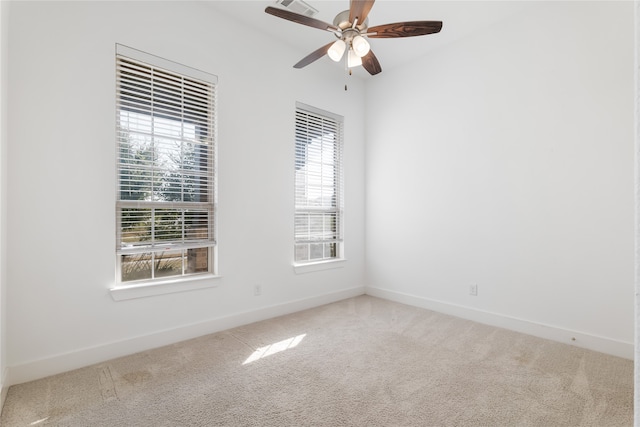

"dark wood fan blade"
[294, 42, 334, 69]
[361, 49, 382, 75]
[265, 6, 339, 32]
[349, 0, 375, 26]
[368, 21, 443, 38]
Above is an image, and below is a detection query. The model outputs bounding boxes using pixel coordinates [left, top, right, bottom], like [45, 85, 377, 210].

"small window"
[294, 103, 344, 263]
[115, 45, 217, 284]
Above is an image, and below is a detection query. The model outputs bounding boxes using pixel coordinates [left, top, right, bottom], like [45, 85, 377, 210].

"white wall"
[0, 0, 9, 406]
[6, 1, 366, 384]
[365, 1, 635, 358]
[635, 0, 640, 422]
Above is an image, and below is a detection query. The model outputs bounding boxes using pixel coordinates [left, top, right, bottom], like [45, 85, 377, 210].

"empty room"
[0, 0, 636, 425]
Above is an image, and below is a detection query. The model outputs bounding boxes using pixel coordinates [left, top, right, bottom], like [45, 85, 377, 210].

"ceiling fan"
[265, 0, 443, 76]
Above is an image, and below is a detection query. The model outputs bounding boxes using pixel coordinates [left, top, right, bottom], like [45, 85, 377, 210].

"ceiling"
[207, 0, 543, 77]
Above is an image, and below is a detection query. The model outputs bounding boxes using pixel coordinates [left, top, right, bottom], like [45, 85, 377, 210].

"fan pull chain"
[345, 69, 352, 91]
[344, 48, 349, 91]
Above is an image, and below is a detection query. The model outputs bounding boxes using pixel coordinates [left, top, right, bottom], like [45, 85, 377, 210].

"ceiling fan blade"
[265, 6, 339, 32]
[368, 21, 443, 38]
[349, 0, 375, 26]
[294, 42, 334, 69]
[361, 49, 382, 76]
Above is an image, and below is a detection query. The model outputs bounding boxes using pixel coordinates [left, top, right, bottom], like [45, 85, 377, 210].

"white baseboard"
[366, 287, 633, 360]
[1, 368, 7, 413]
[1, 386, 6, 414]
[6, 286, 366, 386]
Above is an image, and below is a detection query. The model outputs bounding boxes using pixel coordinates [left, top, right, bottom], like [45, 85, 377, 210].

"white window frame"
[112, 44, 219, 298]
[293, 102, 344, 269]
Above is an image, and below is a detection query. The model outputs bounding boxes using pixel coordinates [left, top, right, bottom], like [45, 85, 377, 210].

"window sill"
[293, 259, 346, 274]
[110, 274, 222, 301]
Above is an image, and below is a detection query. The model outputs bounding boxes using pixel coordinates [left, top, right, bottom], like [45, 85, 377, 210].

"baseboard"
[1, 368, 8, 414]
[1, 386, 6, 415]
[366, 287, 633, 360]
[6, 286, 365, 386]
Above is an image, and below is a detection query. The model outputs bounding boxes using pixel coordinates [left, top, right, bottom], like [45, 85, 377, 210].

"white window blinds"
[116, 45, 217, 283]
[294, 103, 344, 263]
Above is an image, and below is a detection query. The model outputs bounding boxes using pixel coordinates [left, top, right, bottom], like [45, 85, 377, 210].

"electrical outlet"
[254, 285, 262, 296]
[469, 284, 478, 296]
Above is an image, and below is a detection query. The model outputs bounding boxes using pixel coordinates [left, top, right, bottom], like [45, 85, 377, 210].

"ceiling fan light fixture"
[264, 1, 443, 77]
[347, 49, 362, 68]
[328, 39, 346, 62]
[352, 35, 370, 57]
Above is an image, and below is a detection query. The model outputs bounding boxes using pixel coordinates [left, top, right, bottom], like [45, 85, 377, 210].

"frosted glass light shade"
[328, 39, 346, 62]
[347, 49, 362, 67]
[352, 35, 370, 57]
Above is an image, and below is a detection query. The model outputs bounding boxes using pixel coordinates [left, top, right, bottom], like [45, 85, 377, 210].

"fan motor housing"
[333, 10, 368, 32]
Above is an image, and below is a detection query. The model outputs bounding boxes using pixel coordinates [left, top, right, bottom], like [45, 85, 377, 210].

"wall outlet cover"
[469, 284, 478, 296]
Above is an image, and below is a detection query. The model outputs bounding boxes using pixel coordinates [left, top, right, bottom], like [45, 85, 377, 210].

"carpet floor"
[0, 295, 634, 426]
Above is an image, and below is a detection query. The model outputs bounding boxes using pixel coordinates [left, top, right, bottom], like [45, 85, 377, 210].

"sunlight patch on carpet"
[243, 334, 306, 364]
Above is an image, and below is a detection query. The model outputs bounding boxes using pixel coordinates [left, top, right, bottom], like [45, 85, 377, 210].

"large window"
[294, 103, 344, 263]
[116, 45, 217, 284]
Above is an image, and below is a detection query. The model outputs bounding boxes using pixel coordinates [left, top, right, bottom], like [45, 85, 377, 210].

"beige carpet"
[0, 295, 633, 426]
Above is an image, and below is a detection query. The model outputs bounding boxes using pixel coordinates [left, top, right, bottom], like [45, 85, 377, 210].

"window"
[115, 45, 217, 284]
[294, 103, 344, 263]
